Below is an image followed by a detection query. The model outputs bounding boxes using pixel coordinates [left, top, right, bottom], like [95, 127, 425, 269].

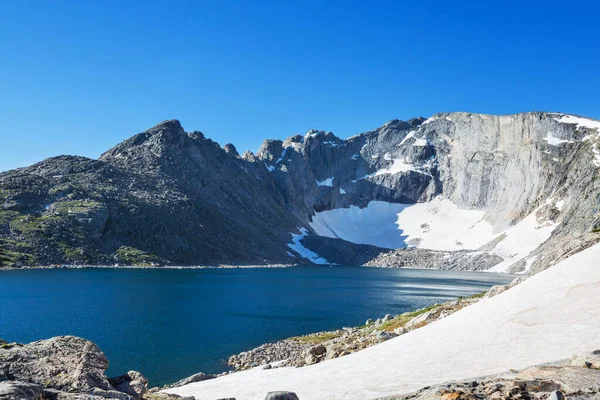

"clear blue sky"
[1, 0, 599, 172]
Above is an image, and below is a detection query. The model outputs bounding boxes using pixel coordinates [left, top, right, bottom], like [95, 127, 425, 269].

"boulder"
[108, 370, 148, 400]
[308, 344, 326, 357]
[0, 336, 112, 392]
[265, 392, 299, 400]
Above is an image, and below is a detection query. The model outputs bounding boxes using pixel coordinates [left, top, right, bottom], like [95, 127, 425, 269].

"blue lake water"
[0, 266, 513, 386]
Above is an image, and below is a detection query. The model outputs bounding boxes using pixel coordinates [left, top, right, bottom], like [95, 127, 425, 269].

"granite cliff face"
[1, 112, 599, 272]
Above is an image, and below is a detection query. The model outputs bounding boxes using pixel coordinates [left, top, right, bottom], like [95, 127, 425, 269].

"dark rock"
[223, 144, 239, 157]
[264, 392, 299, 400]
[108, 370, 148, 400]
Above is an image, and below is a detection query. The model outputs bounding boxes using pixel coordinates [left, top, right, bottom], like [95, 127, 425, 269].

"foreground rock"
[0, 335, 182, 400]
[383, 351, 600, 400]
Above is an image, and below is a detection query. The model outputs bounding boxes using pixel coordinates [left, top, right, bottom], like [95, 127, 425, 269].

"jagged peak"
[257, 139, 284, 161]
[146, 119, 183, 133]
[223, 143, 239, 157]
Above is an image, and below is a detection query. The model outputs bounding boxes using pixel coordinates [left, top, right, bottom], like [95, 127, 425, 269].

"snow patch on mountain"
[287, 228, 329, 264]
[308, 197, 559, 272]
[316, 177, 334, 187]
[264, 163, 276, 172]
[488, 211, 558, 272]
[544, 131, 572, 146]
[554, 114, 600, 131]
[309, 201, 410, 249]
[395, 198, 495, 251]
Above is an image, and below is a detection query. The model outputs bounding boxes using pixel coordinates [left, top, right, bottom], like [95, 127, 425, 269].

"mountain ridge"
[1, 111, 599, 271]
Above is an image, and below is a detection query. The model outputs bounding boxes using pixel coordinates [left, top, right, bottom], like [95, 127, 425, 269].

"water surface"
[0, 266, 513, 386]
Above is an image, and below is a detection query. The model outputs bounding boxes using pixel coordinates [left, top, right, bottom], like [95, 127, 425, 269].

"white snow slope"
[308, 197, 558, 272]
[165, 242, 600, 400]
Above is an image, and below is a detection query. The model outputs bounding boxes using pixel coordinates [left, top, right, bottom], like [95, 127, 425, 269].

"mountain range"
[1, 112, 599, 273]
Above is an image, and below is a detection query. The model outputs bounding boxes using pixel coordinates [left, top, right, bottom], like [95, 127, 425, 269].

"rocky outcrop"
[0, 336, 154, 400]
[383, 350, 600, 400]
[109, 371, 148, 400]
[363, 248, 504, 270]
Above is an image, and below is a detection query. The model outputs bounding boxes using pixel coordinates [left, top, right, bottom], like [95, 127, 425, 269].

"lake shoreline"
[0, 263, 517, 274]
[0, 263, 296, 271]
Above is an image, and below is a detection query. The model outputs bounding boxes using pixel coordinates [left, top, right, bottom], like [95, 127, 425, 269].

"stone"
[108, 370, 148, 400]
[308, 344, 326, 356]
[264, 391, 299, 400]
[0, 336, 112, 392]
[0, 381, 45, 400]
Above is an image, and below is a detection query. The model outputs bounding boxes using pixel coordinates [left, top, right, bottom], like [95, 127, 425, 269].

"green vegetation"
[115, 246, 162, 266]
[9, 214, 62, 236]
[0, 239, 33, 267]
[592, 228, 600, 233]
[0, 210, 19, 226]
[58, 244, 89, 264]
[292, 332, 341, 344]
[51, 200, 103, 214]
[468, 291, 487, 299]
[378, 304, 440, 332]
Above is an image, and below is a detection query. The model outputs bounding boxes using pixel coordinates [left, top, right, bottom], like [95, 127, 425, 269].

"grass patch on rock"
[115, 246, 162, 267]
[378, 304, 439, 332]
[291, 332, 341, 344]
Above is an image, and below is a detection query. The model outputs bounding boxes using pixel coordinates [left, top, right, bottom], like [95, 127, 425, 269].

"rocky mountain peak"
[257, 139, 284, 162]
[223, 143, 239, 157]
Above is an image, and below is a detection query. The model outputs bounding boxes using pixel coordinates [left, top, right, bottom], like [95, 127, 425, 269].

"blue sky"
[1, 0, 599, 172]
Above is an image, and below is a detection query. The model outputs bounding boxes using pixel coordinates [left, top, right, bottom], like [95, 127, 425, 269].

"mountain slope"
[0, 121, 300, 266]
[0, 112, 599, 270]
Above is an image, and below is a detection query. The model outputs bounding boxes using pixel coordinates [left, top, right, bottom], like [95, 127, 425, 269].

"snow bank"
[264, 163, 275, 172]
[554, 114, 600, 131]
[544, 131, 572, 146]
[287, 228, 329, 264]
[166, 243, 600, 400]
[309, 198, 495, 251]
[488, 213, 557, 272]
[395, 198, 495, 251]
[309, 201, 410, 249]
[308, 198, 557, 272]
